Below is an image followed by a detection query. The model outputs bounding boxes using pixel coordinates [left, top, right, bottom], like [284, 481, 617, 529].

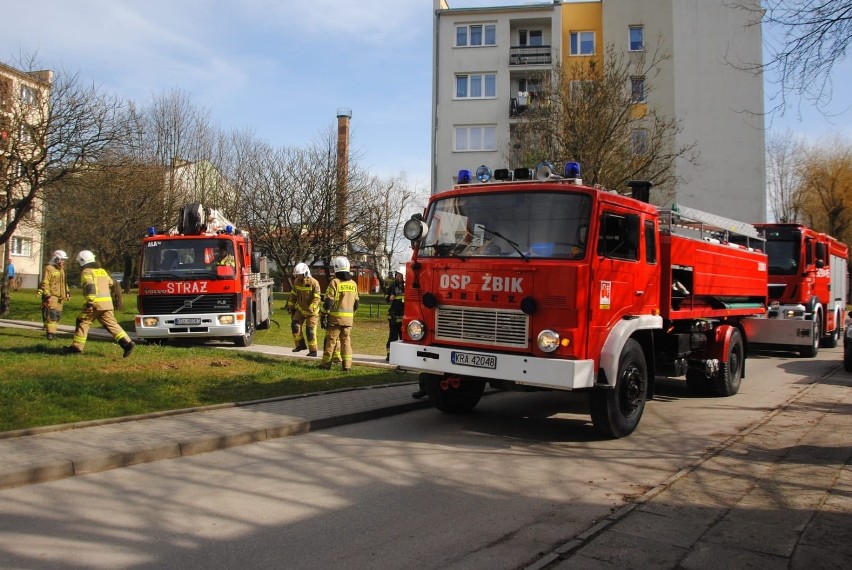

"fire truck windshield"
[418, 191, 592, 259]
[140, 238, 235, 280]
[763, 239, 800, 275]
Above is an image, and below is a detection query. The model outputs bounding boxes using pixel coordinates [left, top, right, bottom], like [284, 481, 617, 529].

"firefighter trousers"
[42, 296, 65, 335]
[72, 308, 131, 351]
[291, 311, 319, 351]
[321, 325, 352, 370]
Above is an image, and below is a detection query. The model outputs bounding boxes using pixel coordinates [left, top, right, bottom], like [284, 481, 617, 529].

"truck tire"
[799, 313, 820, 358]
[709, 328, 743, 397]
[590, 339, 647, 438]
[234, 305, 255, 347]
[426, 374, 485, 414]
[821, 311, 839, 348]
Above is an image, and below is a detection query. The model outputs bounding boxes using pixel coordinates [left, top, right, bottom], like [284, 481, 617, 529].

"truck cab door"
[588, 209, 648, 358]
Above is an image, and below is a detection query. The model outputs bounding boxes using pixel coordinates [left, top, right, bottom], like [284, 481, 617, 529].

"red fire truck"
[739, 224, 848, 357]
[134, 203, 275, 347]
[390, 163, 768, 438]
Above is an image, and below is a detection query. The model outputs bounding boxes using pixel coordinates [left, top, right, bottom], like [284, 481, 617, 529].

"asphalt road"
[0, 348, 842, 569]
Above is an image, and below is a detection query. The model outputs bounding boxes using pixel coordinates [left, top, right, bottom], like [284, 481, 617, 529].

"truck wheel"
[590, 339, 647, 438]
[710, 329, 743, 397]
[685, 366, 709, 395]
[821, 313, 839, 348]
[426, 374, 485, 414]
[800, 313, 820, 358]
[235, 307, 255, 347]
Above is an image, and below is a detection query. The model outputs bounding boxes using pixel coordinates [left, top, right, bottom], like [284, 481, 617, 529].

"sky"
[2, 0, 851, 193]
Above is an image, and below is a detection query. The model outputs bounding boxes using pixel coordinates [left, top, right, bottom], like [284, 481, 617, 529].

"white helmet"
[51, 249, 69, 264]
[331, 256, 350, 273]
[76, 250, 96, 266]
[395, 266, 406, 277]
[293, 262, 310, 277]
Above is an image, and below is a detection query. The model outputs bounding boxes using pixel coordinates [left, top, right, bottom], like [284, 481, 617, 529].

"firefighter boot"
[307, 351, 318, 357]
[292, 342, 307, 353]
[62, 345, 82, 355]
[120, 338, 136, 358]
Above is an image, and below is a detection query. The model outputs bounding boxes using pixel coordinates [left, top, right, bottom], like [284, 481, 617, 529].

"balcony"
[509, 45, 552, 66]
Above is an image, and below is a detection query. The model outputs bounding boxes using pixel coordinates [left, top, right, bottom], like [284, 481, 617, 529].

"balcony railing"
[509, 45, 552, 66]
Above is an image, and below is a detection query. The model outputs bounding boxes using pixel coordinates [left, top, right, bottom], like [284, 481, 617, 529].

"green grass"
[3, 288, 394, 356]
[0, 289, 412, 432]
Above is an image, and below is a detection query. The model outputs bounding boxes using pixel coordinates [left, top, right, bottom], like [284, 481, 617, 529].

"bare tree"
[734, 0, 852, 112]
[797, 136, 852, 242]
[1, 61, 130, 313]
[766, 130, 805, 223]
[358, 173, 426, 286]
[510, 44, 697, 205]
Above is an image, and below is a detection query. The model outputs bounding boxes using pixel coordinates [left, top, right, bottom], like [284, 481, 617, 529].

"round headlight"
[404, 219, 428, 241]
[537, 330, 560, 353]
[407, 320, 426, 341]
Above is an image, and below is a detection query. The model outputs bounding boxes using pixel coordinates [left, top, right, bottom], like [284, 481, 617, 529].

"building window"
[629, 26, 645, 51]
[631, 77, 646, 102]
[632, 129, 649, 156]
[454, 125, 497, 152]
[456, 74, 496, 99]
[570, 31, 595, 55]
[456, 23, 496, 47]
[519, 29, 543, 47]
[11, 236, 33, 257]
[20, 85, 37, 106]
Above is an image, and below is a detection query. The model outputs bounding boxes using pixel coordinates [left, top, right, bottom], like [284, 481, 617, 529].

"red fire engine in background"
[738, 224, 848, 357]
[390, 162, 771, 438]
[134, 203, 275, 347]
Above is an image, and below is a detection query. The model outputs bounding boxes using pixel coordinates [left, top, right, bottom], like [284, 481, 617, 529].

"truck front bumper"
[134, 312, 247, 339]
[389, 341, 596, 391]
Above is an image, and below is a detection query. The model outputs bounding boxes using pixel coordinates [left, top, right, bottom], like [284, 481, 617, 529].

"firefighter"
[63, 250, 135, 357]
[36, 249, 70, 340]
[385, 266, 405, 362]
[215, 241, 235, 267]
[286, 262, 321, 357]
[319, 256, 359, 371]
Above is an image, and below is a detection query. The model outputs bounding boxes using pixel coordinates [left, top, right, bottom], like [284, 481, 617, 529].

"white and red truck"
[739, 223, 848, 357]
[390, 163, 769, 438]
[134, 203, 275, 346]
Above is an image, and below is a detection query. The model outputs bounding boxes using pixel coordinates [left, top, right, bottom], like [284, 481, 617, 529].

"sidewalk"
[2, 318, 851, 568]
[531, 366, 852, 570]
[0, 318, 426, 490]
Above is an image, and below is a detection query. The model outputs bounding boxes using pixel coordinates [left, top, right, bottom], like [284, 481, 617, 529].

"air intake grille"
[435, 307, 529, 349]
[140, 294, 237, 315]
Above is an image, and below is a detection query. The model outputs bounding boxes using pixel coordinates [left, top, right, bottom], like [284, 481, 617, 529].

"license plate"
[451, 351, 497, 369]
[174, 318, 202, 325]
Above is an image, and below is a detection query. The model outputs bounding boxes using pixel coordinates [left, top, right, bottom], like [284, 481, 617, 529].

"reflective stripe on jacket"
[325, 278, 359, 326]
[81, 267, 114, 310]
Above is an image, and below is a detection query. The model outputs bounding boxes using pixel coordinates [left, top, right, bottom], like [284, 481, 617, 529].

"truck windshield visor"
[141, 238, 233, 279]
[417, 191, 592, 259]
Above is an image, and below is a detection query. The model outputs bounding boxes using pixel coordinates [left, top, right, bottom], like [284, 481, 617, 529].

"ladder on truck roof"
[659, 203, 763, 243]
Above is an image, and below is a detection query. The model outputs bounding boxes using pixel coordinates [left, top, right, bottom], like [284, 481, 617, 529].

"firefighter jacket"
[323, 276, 359, 327]
[287, 275, 322, 316]
[385, 280, 405, 320]
[39, 264, 68, 299]
[80, 267, 115, 311]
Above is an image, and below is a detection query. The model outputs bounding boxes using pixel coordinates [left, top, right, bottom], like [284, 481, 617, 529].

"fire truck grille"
[140, 294, 237, 315]
[435, 307, 529, 349]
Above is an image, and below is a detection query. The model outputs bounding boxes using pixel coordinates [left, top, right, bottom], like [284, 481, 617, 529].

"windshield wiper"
[420, 242, 468, 260]
[479, 227, 529, 262]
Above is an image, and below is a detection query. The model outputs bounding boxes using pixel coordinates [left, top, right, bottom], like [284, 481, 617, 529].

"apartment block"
[1, 62, 52, 289]
[431, 0, 766, 222]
